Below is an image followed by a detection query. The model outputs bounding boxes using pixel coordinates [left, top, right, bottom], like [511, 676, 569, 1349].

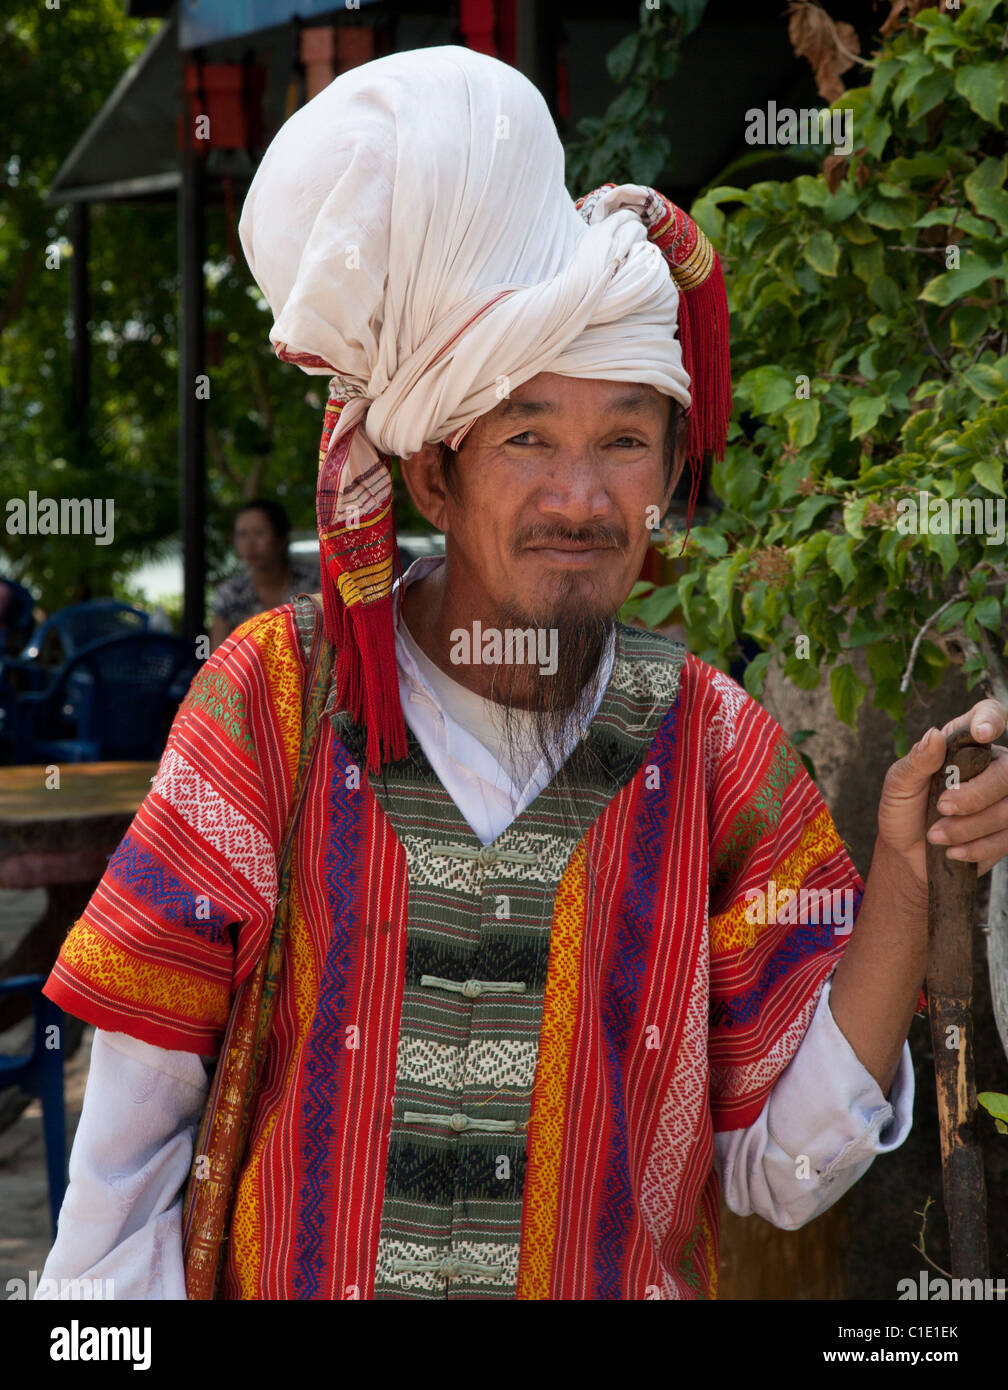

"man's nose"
[534, 450, 614, 521]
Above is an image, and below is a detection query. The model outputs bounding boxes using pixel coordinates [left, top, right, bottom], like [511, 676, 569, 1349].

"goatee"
[485, 575, 614, 784]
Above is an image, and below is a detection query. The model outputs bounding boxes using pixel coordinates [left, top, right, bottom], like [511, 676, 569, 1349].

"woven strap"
[181, 593, 333, 1299]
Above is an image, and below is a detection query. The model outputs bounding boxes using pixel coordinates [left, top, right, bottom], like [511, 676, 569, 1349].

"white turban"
[238, 44, 691, 463]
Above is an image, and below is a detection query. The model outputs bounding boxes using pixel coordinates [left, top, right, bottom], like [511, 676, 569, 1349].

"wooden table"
[0, 761, 157, 1028]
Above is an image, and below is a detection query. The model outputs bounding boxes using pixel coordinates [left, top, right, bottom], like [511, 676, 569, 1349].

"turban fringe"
[276, 187, 731, 773]
[575, 184, 732, 533]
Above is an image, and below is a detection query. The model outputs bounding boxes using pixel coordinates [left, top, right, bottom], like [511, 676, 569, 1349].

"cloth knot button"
[461, 979, 483, 998]
[449, 1112, 470, 1132]
[438, 1258, 463, 1280]
[477, 846, 498, 866]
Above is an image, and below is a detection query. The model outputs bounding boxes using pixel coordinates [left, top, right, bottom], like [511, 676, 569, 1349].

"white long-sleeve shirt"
[38, 559, 913, 1299]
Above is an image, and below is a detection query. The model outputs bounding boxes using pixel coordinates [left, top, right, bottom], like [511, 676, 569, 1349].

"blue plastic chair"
[0, 579, 37, 656]
[8, 631, 201, 764]
[20, 599, 150, 666]
[0, 975, 66, 1237]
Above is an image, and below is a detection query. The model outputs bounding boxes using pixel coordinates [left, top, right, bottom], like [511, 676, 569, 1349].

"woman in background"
[209, 499, 320, 652]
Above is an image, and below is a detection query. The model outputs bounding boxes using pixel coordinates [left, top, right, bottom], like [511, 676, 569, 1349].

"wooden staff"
[925, 728, 991, 1278]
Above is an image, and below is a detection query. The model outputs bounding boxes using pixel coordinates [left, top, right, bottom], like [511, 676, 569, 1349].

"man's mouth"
[524, 542, 618, 565]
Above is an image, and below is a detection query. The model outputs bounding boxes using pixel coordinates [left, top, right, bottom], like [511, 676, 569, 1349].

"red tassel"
[675, 251, 732, 556]
[344, 594, 408, 771]
[678, 256, 731, 468]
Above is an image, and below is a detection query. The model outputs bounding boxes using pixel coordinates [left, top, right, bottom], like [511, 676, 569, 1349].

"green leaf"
[849, 240, 884, 285]
[792, 495, 837, 534]
[820, 189, 863, 224]
[666, 0, 708, 38]
[925, 528, 958, 577]
[889, 153, 952, 183]
[606, 31, 640, 84]
[968, 185, 1008, 232]
[907, 71, 955, 121]
[848, 396, 888, 438]
[964, 363, 1006, 400]
[830, 663, 868, 728]
[936, 601, 970, 633]
[871, 57, 902, 103]
[954, 63, 1007, 126]
[843, 497, 868, 540]
[950, 305, 992, 346]
[839, 215, 877, 245]
[826, 533, 857, 586]
[913, 208, 993, 238]
[869, 274, 903, 315]
[803, 230, 840, 277]
[684, 526, 728, 557]
[973, 459, 1007, 496]
[862, 114, 892, 160]
[737, 365, 794, 416]
[964, 154, 1008, 194]
[861, 194, 917, 229]
[784, 655, 822, 691]
[977, 1092, 1008, 1123]
[706, 555, 744, 625]
[743, 650, 771, 699]
[783, 398, 821, 448]
[891, 54, 933, 111]
[634, 585, 682, 628]
[792, 531, 830, 578]
[919, 254, 1003, 306]
[973, 596, 1003, 633]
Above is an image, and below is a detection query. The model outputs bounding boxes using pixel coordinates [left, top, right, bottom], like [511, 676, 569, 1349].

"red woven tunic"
[46, 604, 866, 1299]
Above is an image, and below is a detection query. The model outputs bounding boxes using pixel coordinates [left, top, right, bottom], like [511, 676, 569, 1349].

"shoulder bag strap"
[182, 593, 333, 1299]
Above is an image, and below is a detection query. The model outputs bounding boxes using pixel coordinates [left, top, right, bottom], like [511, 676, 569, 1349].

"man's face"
[416, 372, 677, 626]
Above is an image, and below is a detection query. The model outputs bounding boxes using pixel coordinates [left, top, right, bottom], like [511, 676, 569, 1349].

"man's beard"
[483, 574, 615, 785]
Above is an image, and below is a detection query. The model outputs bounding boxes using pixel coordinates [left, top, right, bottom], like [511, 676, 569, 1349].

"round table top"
[0, 761, 158, 831]
[0, 762, 158, 886]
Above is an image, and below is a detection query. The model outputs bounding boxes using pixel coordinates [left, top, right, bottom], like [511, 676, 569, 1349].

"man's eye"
[506, 433, 648, 447]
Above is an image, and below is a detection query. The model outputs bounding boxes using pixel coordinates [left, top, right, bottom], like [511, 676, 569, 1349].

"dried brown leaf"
[787, 1, 861, 103]
[823, 153, 848, 192]
[880, 0, 935, 38]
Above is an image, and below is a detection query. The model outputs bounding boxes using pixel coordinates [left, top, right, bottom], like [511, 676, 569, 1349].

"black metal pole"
[178, 64, 207, 649]
[69, 201, 90, 469]
[516, 0, 557, 117]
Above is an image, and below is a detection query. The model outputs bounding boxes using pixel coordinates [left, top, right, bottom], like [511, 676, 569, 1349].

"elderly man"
[39, 46, 1007, 1301]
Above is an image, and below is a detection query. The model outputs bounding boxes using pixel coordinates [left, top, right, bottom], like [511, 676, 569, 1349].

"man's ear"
[398, 442, 451, 533]
[660, 437, 690, 516]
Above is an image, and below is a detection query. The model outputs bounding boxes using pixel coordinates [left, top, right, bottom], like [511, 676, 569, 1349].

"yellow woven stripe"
[231, 871, 318, 1297]
[57, 918, 228, 1027]
[671, 231, 714, 291]
[709, 808, 842, 956]
[649, 208, 676, 241]
[231, 1109, 277, 1298]
[250, 612, 304, 791]
[336, 555, 395, 607]
[702, 1203, 718, 1299]
[320, 502, 392, 542]
[516, 838, 587, 1300]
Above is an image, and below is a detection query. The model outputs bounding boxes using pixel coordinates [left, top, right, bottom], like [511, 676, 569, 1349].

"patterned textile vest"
[45, 605, 862, 1300]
